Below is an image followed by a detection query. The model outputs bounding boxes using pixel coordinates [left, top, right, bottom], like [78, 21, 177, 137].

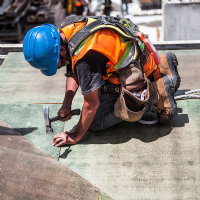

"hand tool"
[43, 106, 81, 133]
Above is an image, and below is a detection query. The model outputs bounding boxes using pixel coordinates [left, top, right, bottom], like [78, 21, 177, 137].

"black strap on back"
[68, 19, 104, 58]
[60, 16, 87, 29]
[60, 16, 139, 59]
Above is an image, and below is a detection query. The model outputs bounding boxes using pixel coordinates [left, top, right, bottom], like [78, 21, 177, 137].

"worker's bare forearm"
[73, 101, 99, 142]
[53, 89, 100, 146]
[72, 89, 100, 143]
[63, 76, 79, 107]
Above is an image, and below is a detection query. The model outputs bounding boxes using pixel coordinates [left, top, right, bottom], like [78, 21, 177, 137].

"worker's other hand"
[51, 131, 77, 147]
[57, 104, 71, 122]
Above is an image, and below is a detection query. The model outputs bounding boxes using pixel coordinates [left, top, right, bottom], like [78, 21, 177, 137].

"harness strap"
[60, 16, 160, 85]
[60, 16, 86, 29]
[68, 20, 104, 58]
[63, 16, 139, 60]
[137, 45, 149, 67]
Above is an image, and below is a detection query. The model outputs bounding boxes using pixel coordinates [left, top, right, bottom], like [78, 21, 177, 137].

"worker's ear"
[60, 45, 67, 56]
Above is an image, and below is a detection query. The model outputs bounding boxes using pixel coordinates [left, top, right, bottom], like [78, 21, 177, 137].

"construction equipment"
[0, 0, 63, 43]
[43, 106, 81, 133]
[0, 0, 28, 42]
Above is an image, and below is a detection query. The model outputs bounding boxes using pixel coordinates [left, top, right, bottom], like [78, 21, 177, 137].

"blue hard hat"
[23, 24, 60, 76]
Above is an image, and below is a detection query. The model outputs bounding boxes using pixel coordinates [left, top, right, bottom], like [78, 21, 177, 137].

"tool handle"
[70, 109, 81, 116]
[50, 109, 81, 122]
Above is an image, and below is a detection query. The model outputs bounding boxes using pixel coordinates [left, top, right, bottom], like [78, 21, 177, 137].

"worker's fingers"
[51, 132, 66, 143]
[51, 134, 60, 143]
[51, 132, 77, 147]
[54, 141, 67, 147]
[55, 137, 76, 147]
[58, 110, 72, 122]
[59, 113, 72, 122]
[57, 105, 71, 120]
[59, 110, 69, 118]
[51, 137, 61, 145]
[52, 138, 63, 146]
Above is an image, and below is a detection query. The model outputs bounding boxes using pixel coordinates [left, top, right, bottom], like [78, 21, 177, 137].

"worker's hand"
[57, 104, 71, 122]
[51, 131, 77, 147]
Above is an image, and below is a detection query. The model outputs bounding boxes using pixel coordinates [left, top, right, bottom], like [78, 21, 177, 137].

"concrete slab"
[0, 52, 83, 104]
[0, 120, 50, 157]
[0, 146, 101, 200]
[1, 102, 195, 199]
[1, 50, 200, 199]
[59, 100, 200, 200]
[0, 104, 64, 159]
[0, 121, 112, 200]
[1, 50, 200, 104]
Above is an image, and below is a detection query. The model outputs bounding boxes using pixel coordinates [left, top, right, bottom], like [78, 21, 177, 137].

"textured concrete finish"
[163, 2, 200, 41]
[1, 147, 100, 200]
[1, 101, 199, 199]
[0, 104, 82, 159]
[0, 120, 50, 157]
[1, 51, 200, 199]
[0, 52, 83, 104]
[60, 100, 200, 200]
[0, 121, 112, 200]
[1, 50, 200, 102]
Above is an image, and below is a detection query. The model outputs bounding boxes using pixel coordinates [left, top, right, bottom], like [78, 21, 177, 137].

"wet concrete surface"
[0, 51, 200, 199]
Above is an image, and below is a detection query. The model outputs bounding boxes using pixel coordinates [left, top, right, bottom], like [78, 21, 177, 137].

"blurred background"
[0, 0, 200, 44]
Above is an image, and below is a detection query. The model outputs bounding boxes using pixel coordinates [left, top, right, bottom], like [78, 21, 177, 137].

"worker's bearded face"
[58, 45, 69, 69]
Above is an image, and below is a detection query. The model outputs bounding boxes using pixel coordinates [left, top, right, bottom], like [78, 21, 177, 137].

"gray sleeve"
[75, 62, 105, 95]
[74, 50, 108, 95]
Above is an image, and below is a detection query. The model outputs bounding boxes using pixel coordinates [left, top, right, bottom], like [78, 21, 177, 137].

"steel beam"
[153, 40, 200, 50]
[1, 40, 200, 55]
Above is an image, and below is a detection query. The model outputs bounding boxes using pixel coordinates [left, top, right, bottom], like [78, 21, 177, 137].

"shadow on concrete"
[13, 127, 38, 135]
[79, 107, 189, 145]
[0, 126, 38, 136]
[59, 146, 72, 159]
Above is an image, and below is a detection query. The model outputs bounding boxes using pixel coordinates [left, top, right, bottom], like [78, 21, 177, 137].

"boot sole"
[159, 75, 177, 124]
[166, 51, 181, 93]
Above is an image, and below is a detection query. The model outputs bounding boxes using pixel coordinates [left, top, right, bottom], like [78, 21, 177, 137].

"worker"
[63, 0, 73, 16]
[103, 0, 112, 16]
[121, 0, 129, 15]
[23, 16, 180, 147]
[73, 0, 86, 15]
[82, 0, 92, 16]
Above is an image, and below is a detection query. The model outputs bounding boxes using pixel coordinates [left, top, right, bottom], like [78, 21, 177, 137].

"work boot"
[151, 75, 176, 124]
[159, 51, 181, 92]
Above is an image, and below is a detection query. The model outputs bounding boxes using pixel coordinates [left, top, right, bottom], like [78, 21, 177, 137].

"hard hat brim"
[40, 67, 57, 76]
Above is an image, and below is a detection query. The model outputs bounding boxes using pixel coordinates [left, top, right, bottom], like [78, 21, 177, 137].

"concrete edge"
[0, 120, 113, 200]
